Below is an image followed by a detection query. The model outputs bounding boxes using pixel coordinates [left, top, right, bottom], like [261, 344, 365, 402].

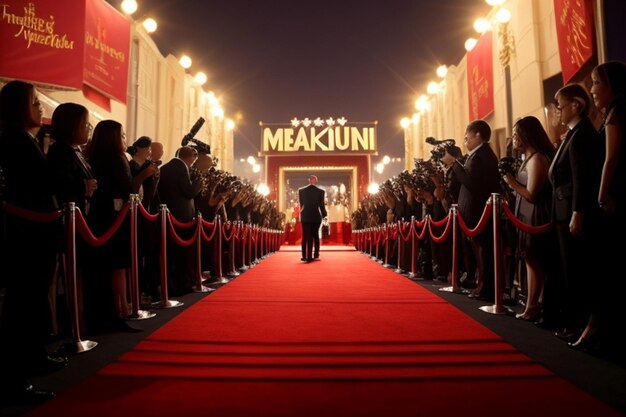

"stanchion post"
[394, 220, 405, 274]
[193, 213, 214, 293]
[127, 195, 156, 320]
[154, 204, 184, 308]
[61, 203, 97, 354]
[480, 194, 511, 315]
[408, 217, 417, 279]
[227, 221, 240, 277]
[213, 215, 229, 284]
[439, 205, 467, 294]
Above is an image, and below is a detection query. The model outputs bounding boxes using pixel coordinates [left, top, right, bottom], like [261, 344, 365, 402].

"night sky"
[114, 0, 491, 160]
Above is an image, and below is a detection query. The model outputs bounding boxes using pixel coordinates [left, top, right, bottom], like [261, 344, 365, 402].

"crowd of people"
[0, 79, 284, 404]
[352, 60, 626, 360]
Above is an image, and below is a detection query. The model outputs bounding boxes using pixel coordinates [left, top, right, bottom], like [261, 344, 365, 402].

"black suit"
[157, 158, 202, 294]
[157, 158, 201, 222]
[298, 184, 327, 261]
[451, 143, 502, 299]
[47, 140, 93, 213]
[0, 128, 59, 393]
[548, 117, 603, 330]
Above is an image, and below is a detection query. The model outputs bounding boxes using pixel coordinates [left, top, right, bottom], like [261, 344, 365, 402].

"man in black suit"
[441, 120, 502, 301]
[157, 146, 202, 294]
[298, 175, 327, 262]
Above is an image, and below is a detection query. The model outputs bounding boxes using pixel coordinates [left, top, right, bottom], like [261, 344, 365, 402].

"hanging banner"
[0, 1, 85, 89]
[467, 31, 494, 120]
[84, 0, 130, 103]
[554, 0, 595, 84]
[0, 0, 129, 104]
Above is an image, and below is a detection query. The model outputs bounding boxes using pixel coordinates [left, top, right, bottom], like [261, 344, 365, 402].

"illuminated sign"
[260, 118, 377, 155]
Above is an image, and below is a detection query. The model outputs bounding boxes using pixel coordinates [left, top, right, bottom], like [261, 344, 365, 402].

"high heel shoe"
[568, 332, 599, 352]
[515, 306, 541, 322]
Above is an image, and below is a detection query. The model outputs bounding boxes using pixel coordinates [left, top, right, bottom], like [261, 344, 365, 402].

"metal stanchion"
[61, 203, 98, 354]
[480, 194, 512, 315]
[239, 222, 249, 271]
[153, 204, 184, 308]
[394, 220, 405, 274]
[440, 205, 467, 294]
[128, 195, 156, 320]
[194, 213, 215, 293]
[227, 222, 240, 277]
[213, 215, 230, 284]
[408, 217, 418, 279]
[383, 224, 392, 268]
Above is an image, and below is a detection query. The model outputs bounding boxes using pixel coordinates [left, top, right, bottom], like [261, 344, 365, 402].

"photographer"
[158, 146, 202, 295]
[440, 120, 502, 301]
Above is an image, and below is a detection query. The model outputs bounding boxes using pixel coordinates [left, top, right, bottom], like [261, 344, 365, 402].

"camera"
[426, 136, 462, 160]
[181, 117, 211, 154]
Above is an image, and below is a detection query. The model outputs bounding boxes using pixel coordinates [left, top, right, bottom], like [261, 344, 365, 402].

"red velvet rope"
[200, 218, 218, 242]
[457, 200, 492, 237]
[4, 202, 63, 222]
[166, 213, 198, 246]
[428, 213, 452, 243]
[75, 204, 129, 247]
[411, 218, 428, 240]
[501, 200, 552, 234]
[137, 202, 159, 222]
[397, 221, 412, 242]
[429, 214, 449, 228]
[168, 213, 196, 229]
[222, 222, 235, 242]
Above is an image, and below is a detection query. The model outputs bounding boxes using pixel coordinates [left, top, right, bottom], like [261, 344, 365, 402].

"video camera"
[181, 117, 211, 154]
[425, 136, 462, 160]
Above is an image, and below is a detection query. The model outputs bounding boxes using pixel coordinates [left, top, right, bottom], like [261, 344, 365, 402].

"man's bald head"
[308, 175, 318, 185]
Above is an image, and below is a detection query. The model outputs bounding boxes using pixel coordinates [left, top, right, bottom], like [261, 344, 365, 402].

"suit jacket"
[548, 117, 603, 224]
[157, 158, 201, 222]
[451, 142, 502, 228]
[298, 184, 327, 223]
[0, 128, 57, 212]
[47, 140, 93, 213]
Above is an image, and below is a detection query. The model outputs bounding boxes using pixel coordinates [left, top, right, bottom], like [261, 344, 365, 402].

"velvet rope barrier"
[152, 204, 184, 309]
[240, 223, 249, 271]
[193, 213, 215, 293]
[200, 218, 217, 242]
[75, 203, 129, 247]
[137, 202, 159, 222]
[501, 199, 552, 234]
[224, 222, 240, 278]
[213, 216, 228, 284]
[3, 202, 63, 222]
[427, 212, 452, 244]
[166, 213, 199, 246]
[479, 194, 511, 315]
[407, 218, 418, 279]
[128, 194, 156, 320]
[61, 202, 98, 354]
[456, 198, 492, 237]
[394, 220, 405, 274]
[439, 205, 465, 295]
[411, 218, 429, 241]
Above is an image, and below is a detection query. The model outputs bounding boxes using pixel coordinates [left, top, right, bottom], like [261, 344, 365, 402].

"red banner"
[467, 31, 494, 120]
[0, 1, 85, 89]
[0, 0, 129, 104]
[554, 0, 595, 84]
[84, 0, 130, 103]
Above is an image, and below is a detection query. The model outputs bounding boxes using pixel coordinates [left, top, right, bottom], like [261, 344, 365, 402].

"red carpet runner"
[26, 248, 622, 416]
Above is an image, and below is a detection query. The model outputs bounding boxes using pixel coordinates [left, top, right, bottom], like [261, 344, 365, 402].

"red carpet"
[26, 249, 623, 416]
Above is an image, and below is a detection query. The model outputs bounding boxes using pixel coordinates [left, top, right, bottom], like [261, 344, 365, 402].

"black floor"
[2, 258, 626, 417]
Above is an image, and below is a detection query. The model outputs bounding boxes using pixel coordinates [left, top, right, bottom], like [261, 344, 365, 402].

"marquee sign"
[260, 118, 378, 155]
